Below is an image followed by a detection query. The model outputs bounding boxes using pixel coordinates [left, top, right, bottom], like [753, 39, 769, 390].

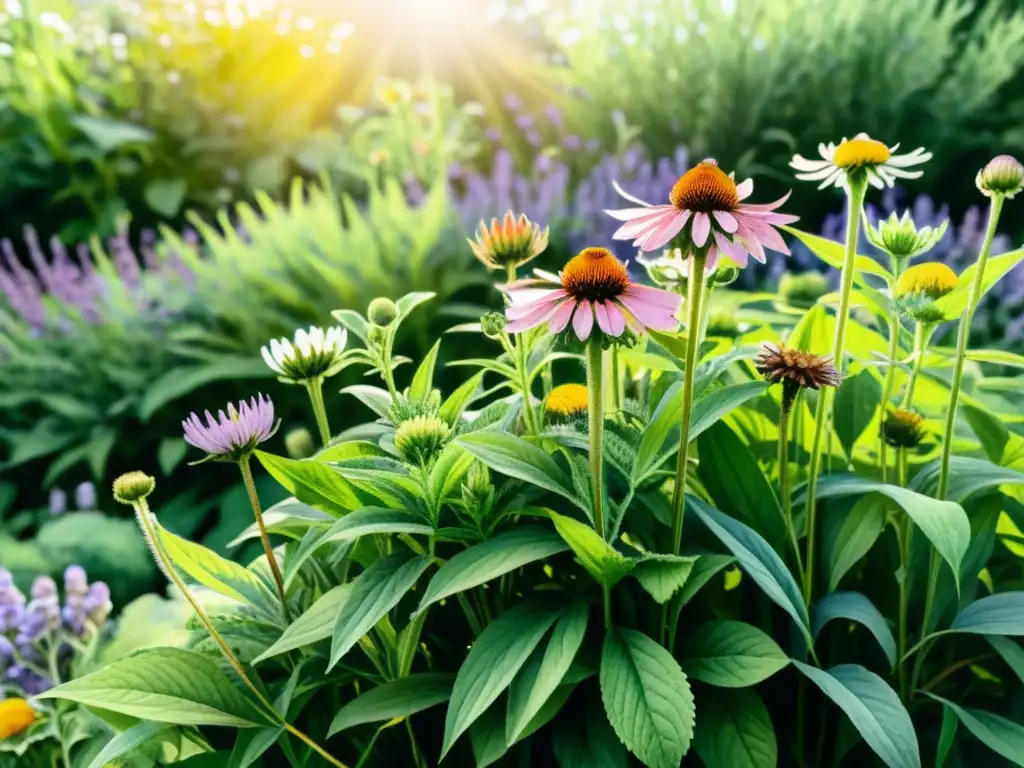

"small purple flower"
[543, 104, 563, 126]
[503, 93, 521, 112]
[83, 581, 112, 626]
[562, 134, 582, 151]
[0, 569, 14, 591]
[182, 394, 279, 462]
[585, 139, 599, 152]
[515, 113, 534, 130]
[48, 488, 68, 516]
[30, 577, 56, 600]
[64, 565, 88, 596]
[0, 636, 12, 663]
[74, 482, 96, 510]
[525, 130, 542, 148]
[485, 127, 502, 143]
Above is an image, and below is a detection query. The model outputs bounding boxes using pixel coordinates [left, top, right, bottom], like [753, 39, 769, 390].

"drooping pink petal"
[613, 207, 681, 241]
[506, 289, 564, 320]
[506, 295, 563, 332]
[714, 230, 749, 267]
[547, 299, 576, 333]
[605, 206, 663, 222]
[635, 209, 691, 252]
[737, 216, 790, 255]
[691, 212, 711, 247]
[736, 190, 792, 213]
[604, 303, 627, 336]
[573, 301, 594, 341]
[621, 283, 682, 311]
[594, 301, 613, 336]
[712, 210, 738, 233]
[617, 294, 679, 330]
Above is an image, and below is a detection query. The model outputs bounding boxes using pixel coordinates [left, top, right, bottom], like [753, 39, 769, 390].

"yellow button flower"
[0, 699, 35, 740]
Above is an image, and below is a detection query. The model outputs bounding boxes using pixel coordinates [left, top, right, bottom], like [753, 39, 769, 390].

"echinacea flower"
[895, 262, 959, 323]
[0, 698, 35, 739]
[882, 408, 926, 448]
[503, 247, 680, 342]
[756, 343, 841, 410]
[182, 395, 279, 463]
[790, 133, 931, 191]
[976, 155, 1024, 199]
[469, 211, 549, 271]
[606, 159, 798, 271]
[261, 326, 348, 384]
[545, 383, 588, 422]
[864, 211, 948, 262]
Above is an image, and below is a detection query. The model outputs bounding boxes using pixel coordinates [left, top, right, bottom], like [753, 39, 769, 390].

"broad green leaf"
[788, 303, 830, 354]
[255, 451, 360, 516]
[601, 627, 695, 768]
[827, 496, 886, 592]
[415, 526, 568, 616]
[254, 584, 352, 662]
[156, 525, 269, 608]
[697, 421, 787, 552]
[927, 694, 1024, 767]
[805, 475, 969, 593]
[506, 602, 589, 744]
[73, 115, 154, 150]
[794, 662, 920, 768]
[328, 673, 454, 735]
[680, 620, 789, 687]
[442, 599, 565, 757]
[548, 512, 634, 589]
[963, 404, 1010, 464]
[936, 706, 957, 768]
[144, 177, 188, 217]
[813, 592, 897, 670]
[834, 369, 882, 461]
[784, 227, 893, 282]
[409, 340, 441, 402]
[689, 499, 810, 635]
[428, 443, 476, 508]
[675, 553, 735, 609]
[910, 457, 1024, 503]
[229, 497, 331, 547]
[951, 593, 1024, 635]
[632, 554, 698, 604]
[552, 697, 629, 768]
[439, 372, 485, 424]
[935, 248, 1024, 319]
[339, 385, 393, 418]
[470, 705, 509, 768]
[635, 381, 684, 481]
[314, 441, 388, 463]
[329, 553, 431, 669]
[987, 636, 1024, 687]
[86, 721, 171, 768]
[37, 648, 268, 728]
[693, 687, 777, 768]
[457, 431, 578, 505]
[396, 291, 436, 317]
[228, 727, 284, 768]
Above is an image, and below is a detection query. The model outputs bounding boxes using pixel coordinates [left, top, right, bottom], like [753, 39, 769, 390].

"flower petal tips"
[182, 394, 279, 463]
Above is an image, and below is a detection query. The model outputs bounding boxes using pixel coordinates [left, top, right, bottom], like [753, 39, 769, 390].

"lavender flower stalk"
[182, 395, 287, 612]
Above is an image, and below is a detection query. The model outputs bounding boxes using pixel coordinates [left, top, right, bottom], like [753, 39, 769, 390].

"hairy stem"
[304, 376, 332, 447]
[778, 404, 805, 581]
[879, 263, 905, 482]
[586, 339, 606, 540]
[239, 456, 288, 615]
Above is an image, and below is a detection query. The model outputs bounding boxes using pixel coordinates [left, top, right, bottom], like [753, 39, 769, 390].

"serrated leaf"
[680, 620, 789, 687]
[632, 554, 698, 604]
[548, 512, 634, 589]
[328, 673, 454, 735]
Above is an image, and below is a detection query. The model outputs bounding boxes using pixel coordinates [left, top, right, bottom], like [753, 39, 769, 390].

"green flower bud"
[864, 211, 948, 261]
[367, 325, 387, 345]
[480, 312, 507, 339]
[708, 263, 740, 287]
[285, 427, 316, 459]
[394, 415, 451, 466]
[976, 155, 1024, 199]
[368, 297, 399, 328]
[113, 472, 155, 505]
[778, 271, 830, 309]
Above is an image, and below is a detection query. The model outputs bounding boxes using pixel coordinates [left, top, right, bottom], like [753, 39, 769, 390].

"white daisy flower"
[790, 133, 931, 191]
[261, 326, 348, 384]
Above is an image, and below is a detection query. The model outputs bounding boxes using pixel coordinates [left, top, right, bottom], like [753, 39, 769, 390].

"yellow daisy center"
[561, 247, 630, 301]
[832, 138, 891, 169]
[669, 160, 739, 212]
[545, 383, 589, 417]
[895, 262, 958, 299]
[0, 699, 35, 739]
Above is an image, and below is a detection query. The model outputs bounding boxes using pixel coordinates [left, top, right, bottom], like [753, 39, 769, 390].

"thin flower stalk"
[585, 339, 611, 628]
[879, 266, 906, 483]
[240, 455, 288, 614]
[304, 376, 332, 447]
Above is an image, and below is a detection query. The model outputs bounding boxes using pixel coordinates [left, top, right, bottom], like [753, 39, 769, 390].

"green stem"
[381, 327, 399, 401]
[669, 250, 708, 555]
[879, 269, 904, 482]
[603, 587, 612, 630]
[778, 403, 805, 581]
[897, 504, 912, 700]
[610, 345, 623, 413]
[501, 332, 538, 434]
[506, 263, 517, 285]
[937, 195, 1003, 500]
[239, 456, 289, 616]
[802, 175, 868, 606]
[304, 376, 332, 447]
[132, 499, 349, 768]
[902, 322, 929, 410]
[586, 339, 606, 539]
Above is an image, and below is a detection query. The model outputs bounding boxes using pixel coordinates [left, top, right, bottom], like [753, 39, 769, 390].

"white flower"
[790, 133, 931, 191]
[261, 326, 348, 384]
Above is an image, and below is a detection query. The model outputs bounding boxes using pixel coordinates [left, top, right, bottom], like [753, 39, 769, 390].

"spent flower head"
[791, 133, 931, 190]
[607, 159, 798, 270]
[469, 211, 549, 270]
[882, 408, 926, 448]
[756, 343, 841, 411]
[864, 211, 948, 262]
[977, 155, 1024, 199]
[261, 326, 348, 384]
[503, 247, 680, 342]
[182, 395, 279, 463]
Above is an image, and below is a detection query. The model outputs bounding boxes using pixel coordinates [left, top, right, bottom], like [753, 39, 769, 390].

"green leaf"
[428, 443, 476, 508]
[936, 706, 957, 768]
[470, 705, 509, 768]
[805, 475, 969, 593]
[506, 602, 589, 745]
[788, 304, 830, 354]
[144, 178, 188, 217]
[409, 340, 441, 402]
[328, 673, 454, 735]
[987, 636, 1024, 687]
[457, 431, 579, 506]
[927, 694, 1024, 767]
[255, 451, 361, 516]
[680, 620, 789, 687]
[600, 627, 695, 768]
[340, 385, 394, 418]
[813, 592, 897, 670]
[963, 404, 1010, 464]
[254, 584, 351, 662]
[37, 648, 268, 727]
[415, 526, 568, 616]
[910, 457, 1024, 504]
[697, 421, 787, 552]
[935, 248, 1024, 319]
[86, 721, 171, 768]
[73, 115, 154, 151]
[140, 358, 273, 420]
[156, 525, 270, 608]
[793, 662, 920, 768]
[442, 598, 565, 757]
[827, 496, 886, 592]
[329, 553, 431, 669]
[548, 512, 635, 589]
[396, 291, 436, 317]
[674, 553, 736, 609]
[632, 554, 698, 604]
[552, 697, 629, 768]
[951, 593, 1024, 635]
[834, 369, 882, 461]
[439, 371, 485, 424]
[228, 727, 284, 768]
[693, 687, 777, 768]
[689, 498, 810, 635]
[635, 380, 684, 481]
[317, 507, 432, 544]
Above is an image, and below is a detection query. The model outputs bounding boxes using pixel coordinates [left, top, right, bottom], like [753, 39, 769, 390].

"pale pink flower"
[605, 159, 798, 271]
[503, 247, 680, 342]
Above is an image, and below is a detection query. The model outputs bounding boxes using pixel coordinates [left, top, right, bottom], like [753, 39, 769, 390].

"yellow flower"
[0, 699, 35, 740]
[895, 262, 958, 300]
[545, 383, 589, 420]
[881, 408, 926, 448]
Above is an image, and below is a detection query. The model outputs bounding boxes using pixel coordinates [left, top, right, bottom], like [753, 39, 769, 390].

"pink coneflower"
[503, 247, 680, 342]
[605, 159, 798, 271]
[182, 394, 279, 463]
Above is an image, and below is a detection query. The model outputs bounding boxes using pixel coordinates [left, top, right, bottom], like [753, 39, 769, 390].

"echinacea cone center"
[561, 247, 630, 301]
[669, 160, 739, 212]
[545, 383, 589, 416]
[833, 138, 891, 169]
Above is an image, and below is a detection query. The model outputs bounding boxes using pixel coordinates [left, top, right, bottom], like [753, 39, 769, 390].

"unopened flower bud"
[394, 415, 450, 466]
[469, 211, 549, 270]
[864, 211, 948, 261]
[708, 263, 740, 287]
[778, 271, 830, 309]
[112, 471, 155, 505]
[480, 312, 507, 339]
[64, 565, 88, 596]
[882, 408, 926, 448]
[285, 427, 316, 459]
[368, 297, 399, 328]
[976, 155, 1024, 198]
